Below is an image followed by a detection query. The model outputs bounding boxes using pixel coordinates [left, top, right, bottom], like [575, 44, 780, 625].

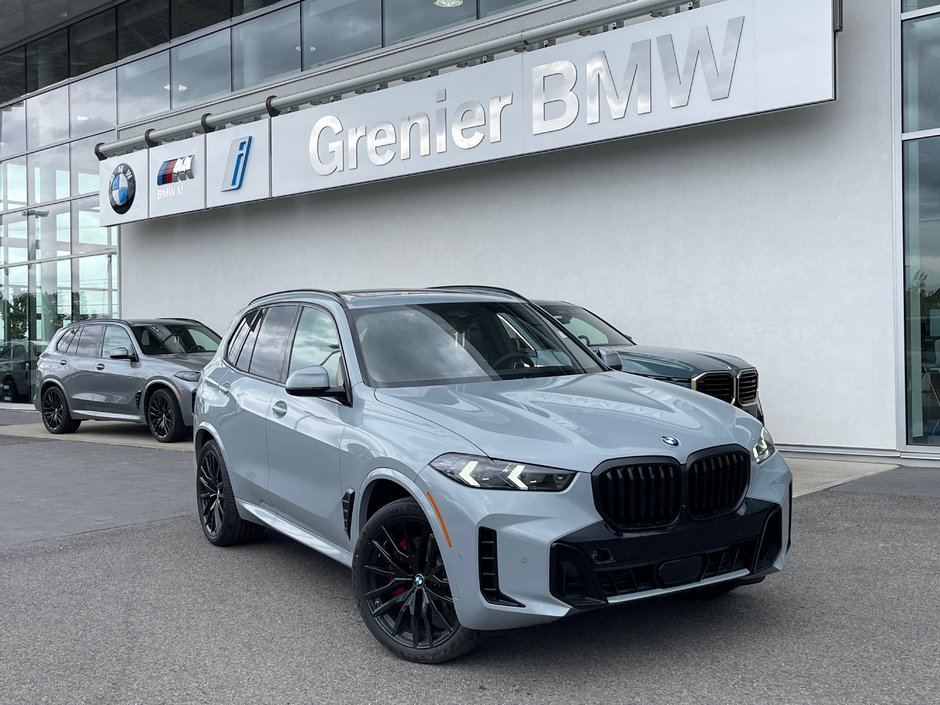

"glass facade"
[904, 3, 940, 444]
[0, 0, 548, 404]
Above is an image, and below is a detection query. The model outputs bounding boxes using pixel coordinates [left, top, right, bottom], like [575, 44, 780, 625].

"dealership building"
[0, 0, 936, 458]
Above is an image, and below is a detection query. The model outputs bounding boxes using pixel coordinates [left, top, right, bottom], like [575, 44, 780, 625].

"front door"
[267, 305, 347, 547]
[92, 324, 144, 417]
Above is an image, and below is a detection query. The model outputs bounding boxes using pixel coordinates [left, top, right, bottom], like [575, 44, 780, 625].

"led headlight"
[752, 427, 776, 464]
[430, 453, 574, 491]
[174, 370, 201, 383]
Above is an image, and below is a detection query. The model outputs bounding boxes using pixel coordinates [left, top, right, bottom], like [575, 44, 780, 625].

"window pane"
[904, 15, 940, 133]
[73, 196, 117, 255]
[76, 254, 118, 319]
[232, 6, 301, 91]
[289, 306, 342, 384]
[235, 308, 263, 370]
[117, 53, 169, 123]
[70, 70, 116, 139]
[26, 86, 69, 149]
[302, 0, 381, 70]
[170, 31, 230, 108]
[70, 10, 117, 77]
[249, 305, 297, 380]
[904, 2, 940, 10]
[27, 145, 70, 205]
[0, 265, 30, 363]
[118, 0, 170, 60]
[71, 134, 114, 196]
[172, 0, 230, 38]
[481, 0, 537, 16]
[0, 47, 25, 105]
[30, 201, 70, 260]
[0, 101, 26, 158]
[0, 156, 27, 213]
[103, 325, 133, 355]
[384, 0, 475, 45]
[76, 323, 104, 356]
[0, 212, 27, 264]
[233, 0, 281, 16]
[35, 259, 71, 343]
[26, 28, 68, 93]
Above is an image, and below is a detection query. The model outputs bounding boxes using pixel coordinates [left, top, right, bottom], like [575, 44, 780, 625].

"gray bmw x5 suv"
[195, 288, 791, 663]
[35, 318, 220, 442]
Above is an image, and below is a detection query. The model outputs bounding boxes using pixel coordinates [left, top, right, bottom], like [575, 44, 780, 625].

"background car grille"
[737, 369, 759, 405]
[595, 463, 681, 528]
[688, 450, 750, 518]
[692, 372, 735, 403]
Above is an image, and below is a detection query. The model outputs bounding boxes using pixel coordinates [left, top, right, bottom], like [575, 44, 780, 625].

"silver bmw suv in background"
[35, 318, 220, 442]
[195, 288, 791, 663]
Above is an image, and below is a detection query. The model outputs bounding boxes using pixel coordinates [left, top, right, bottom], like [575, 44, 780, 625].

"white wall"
[120, 0, 897, 451]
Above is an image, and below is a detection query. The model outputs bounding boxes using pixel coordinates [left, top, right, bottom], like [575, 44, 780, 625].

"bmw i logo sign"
[660, 435, 680, 447]
[109, 163, 136, 214]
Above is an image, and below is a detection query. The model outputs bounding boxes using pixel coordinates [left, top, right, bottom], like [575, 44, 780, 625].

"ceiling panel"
[0, 0, 116, 52]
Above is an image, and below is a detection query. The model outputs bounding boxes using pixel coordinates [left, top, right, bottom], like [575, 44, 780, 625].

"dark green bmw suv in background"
[536, 301, 764, 422]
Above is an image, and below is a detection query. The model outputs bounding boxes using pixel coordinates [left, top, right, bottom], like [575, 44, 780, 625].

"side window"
[289, 307, 344, 386]
[226, 313, 253, 365]
[66, 327, 82, 355]
[75, 324, 104, 358]
[56, 328, 77, 353]
[235, 309, 265, 372]
[248, 305, 298, 381]
[103, 326, 134, 356]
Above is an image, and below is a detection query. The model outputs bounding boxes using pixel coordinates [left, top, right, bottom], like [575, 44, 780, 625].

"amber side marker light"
[426, 492, 453, 548]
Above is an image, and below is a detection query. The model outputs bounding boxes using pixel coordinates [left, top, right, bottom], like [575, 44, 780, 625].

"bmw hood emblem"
[109, 163, 136, 215]
[660, 435, 680, 447]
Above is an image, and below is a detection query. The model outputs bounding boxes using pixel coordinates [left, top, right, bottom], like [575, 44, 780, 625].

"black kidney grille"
[596, 463, 681, 528]
[737, 370, 759, 405]
[693, 372, 735, 403]
[688, 451, 750, 518]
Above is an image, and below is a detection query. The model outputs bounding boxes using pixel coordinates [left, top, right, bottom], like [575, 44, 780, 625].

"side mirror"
[597, 348, 623, 371]
[109, 347, 135, 361]
[286, 365, 332, 397]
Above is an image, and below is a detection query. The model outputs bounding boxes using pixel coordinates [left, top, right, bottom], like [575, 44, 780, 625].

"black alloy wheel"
[353, 499, 478, 663]
[196, 440, 264, 546]
[147, 388, 185, 443]
[40, 386, 81, 434]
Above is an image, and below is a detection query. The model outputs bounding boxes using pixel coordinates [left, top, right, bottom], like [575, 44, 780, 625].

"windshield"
[132, 323, 221, 355]
[352, 301, 603, 387]
[539, 304, 633, 347]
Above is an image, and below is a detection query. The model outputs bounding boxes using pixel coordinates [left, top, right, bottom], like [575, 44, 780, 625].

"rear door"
[66, 324, 105, 412]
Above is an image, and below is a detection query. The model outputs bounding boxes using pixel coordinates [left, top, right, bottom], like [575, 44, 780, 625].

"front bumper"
[417, 451, 791, 631]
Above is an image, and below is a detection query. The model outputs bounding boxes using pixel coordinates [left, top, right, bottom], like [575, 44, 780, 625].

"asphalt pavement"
[0, 418, 938, 705]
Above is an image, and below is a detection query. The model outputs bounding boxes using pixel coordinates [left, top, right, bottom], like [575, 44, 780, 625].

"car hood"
[601, 345, 753, 379]
[374, 372, 760, 473]
[146, 353, 214, 372]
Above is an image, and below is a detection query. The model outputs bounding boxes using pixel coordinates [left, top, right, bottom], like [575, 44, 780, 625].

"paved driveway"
[0, 423, 937, 705]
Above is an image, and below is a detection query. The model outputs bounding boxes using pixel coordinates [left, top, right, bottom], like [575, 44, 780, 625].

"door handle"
[96, 363, 105, 371]
[59, 359, 67, 365]
[272, 400, 288, 418]
[220, 383, 230, 396]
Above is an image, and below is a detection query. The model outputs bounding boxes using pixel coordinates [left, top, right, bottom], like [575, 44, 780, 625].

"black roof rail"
[156, 317, 201, 323]
[247, 289, 347, 308]
[428, 285, 528, 300]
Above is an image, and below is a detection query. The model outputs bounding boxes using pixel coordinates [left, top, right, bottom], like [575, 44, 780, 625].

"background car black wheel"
[197, 439, 264, 546]
[352, 498, 478, 663]
[1, 375, 18, 403]
[147, 388, 186, 443]
[40, 386, 81, 434]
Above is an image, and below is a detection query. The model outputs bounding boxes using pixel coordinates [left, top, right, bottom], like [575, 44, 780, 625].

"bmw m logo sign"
[156, 155, 195, 185]
[660, 435, 680, 447]
[109, 163, 136, 214]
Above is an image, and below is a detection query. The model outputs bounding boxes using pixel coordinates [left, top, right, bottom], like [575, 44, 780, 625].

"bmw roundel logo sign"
[660, 435, 680, 447]
[109, 163, 136, 215]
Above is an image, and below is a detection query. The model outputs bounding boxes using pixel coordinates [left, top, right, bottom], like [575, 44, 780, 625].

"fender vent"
[135, 390, 142, 409]
[478, 527, 524, 607]
[341, 489, 355, 537]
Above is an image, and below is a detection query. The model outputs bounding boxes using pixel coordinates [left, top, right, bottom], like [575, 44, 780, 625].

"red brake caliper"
[391, 538, 409, 597]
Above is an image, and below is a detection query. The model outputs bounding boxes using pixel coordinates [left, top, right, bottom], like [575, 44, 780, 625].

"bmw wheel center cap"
[109, 163, 136, 215]
[660, 435, 680, 447]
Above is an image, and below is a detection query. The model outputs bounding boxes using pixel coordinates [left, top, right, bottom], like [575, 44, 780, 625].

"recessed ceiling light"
[434, 0, 463, 7]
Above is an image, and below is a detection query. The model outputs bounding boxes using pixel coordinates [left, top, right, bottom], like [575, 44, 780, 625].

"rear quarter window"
[56, 329, 77, 353]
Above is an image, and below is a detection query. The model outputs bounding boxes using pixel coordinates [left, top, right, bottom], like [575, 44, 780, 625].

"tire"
[197, 439, 264, 546]
[678, 576, 764, 599]
[352, 498, 478, 663]
[1, 375, 17, 403]
[40, 385, 81, 434]
[147, 387, 186, 443]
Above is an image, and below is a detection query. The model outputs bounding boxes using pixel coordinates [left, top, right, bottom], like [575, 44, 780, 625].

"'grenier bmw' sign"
[99, 0, 835, 225]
